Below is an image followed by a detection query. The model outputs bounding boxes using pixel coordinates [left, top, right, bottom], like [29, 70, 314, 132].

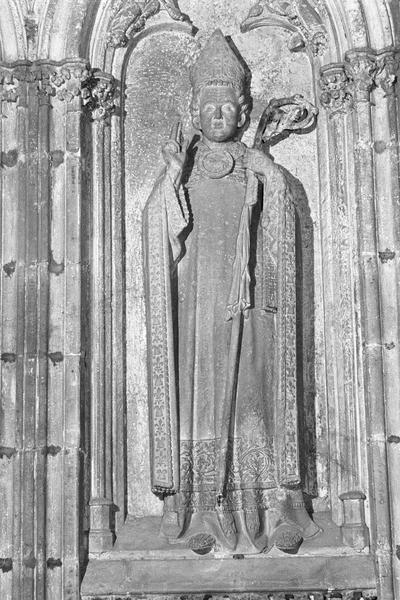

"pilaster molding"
[319, 63, 353, 114]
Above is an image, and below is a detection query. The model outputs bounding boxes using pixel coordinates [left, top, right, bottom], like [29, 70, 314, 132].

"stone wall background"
[0, 1, 399, 599]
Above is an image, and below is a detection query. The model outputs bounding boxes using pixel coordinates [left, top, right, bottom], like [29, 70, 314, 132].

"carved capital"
[83, 72, 118, 121]
[107, 0, 192, 48]
[319, 64, 353, 114]
[0, 61, 94, 103]
[322, 47, 400, 105]
[0, 66, 21, 102]
[0, 62, 35, 102]
[345, 49, 377, 101]
[40, 61, 92, 102]
[375, 48, 400, 95]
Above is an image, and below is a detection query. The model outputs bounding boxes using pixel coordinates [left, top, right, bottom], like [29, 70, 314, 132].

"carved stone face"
[196, 85, 244, 143]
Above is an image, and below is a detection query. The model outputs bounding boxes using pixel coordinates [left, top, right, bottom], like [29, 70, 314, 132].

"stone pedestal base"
[80, 554, 376, 599]
[340, 492, 370, 551]
[81, 515, 376, 600]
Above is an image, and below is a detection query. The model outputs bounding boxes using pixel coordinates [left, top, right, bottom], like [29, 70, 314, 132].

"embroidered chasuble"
[142, 138, 318, 552]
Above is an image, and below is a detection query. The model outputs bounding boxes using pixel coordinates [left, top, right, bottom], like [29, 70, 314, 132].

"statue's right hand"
[162, 121, 188, 185]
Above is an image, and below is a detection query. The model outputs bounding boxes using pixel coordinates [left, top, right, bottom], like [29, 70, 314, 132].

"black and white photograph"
[0, 1, 399, 598]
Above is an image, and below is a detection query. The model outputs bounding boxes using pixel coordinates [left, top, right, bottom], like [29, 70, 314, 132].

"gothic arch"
[0, 0, 26, 61]
[0, 0, 396, 63]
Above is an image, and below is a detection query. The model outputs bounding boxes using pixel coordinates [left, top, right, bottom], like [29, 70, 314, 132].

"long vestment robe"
[143, 140, 305, 548]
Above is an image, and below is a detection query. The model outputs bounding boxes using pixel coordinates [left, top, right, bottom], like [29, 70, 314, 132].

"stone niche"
[124, 18, 321, 522]
[79, 0, 398, 599]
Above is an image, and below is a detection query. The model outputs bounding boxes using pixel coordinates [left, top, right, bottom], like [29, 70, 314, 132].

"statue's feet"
[160, 510, 181, 540]
[181, 511, 236, 553]
[301, 518, 321, 539]
[232, 510, 265, 555]
[287, 490, 321, 539]
[188, 533, 216, 555]
[273, 522, 303, 554]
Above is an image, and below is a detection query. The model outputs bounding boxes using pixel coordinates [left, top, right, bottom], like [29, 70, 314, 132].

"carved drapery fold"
[142, 172, 183, 495]
[260, 170, 299, 485]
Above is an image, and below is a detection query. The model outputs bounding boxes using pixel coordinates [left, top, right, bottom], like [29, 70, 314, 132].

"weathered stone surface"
[80, 554, 376, 597]
[0, 1, 399, 599]
[80, 593, 378, 600]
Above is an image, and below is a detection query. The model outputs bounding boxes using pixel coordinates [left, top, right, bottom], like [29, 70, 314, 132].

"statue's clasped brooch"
[198, 148, 235, 179]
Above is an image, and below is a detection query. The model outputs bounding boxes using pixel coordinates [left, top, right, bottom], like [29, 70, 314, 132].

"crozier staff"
[143, 29, 319, 555]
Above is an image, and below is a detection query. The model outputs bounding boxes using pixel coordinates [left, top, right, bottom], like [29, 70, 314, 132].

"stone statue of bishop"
[143, 29, 319, 555]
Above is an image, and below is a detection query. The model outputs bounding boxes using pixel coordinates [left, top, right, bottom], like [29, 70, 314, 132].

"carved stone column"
[0, 62, 52, 600]
[319, 63, 365, 524]
[0, 59, 93, 600]
[109, 82, 126, 536]
[370, 47, 400, 600]
[43, 60, 91, 599]
[0, 65, 20, 598]
[344, 48, 394, 599]
[85, 73, 118, 554]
